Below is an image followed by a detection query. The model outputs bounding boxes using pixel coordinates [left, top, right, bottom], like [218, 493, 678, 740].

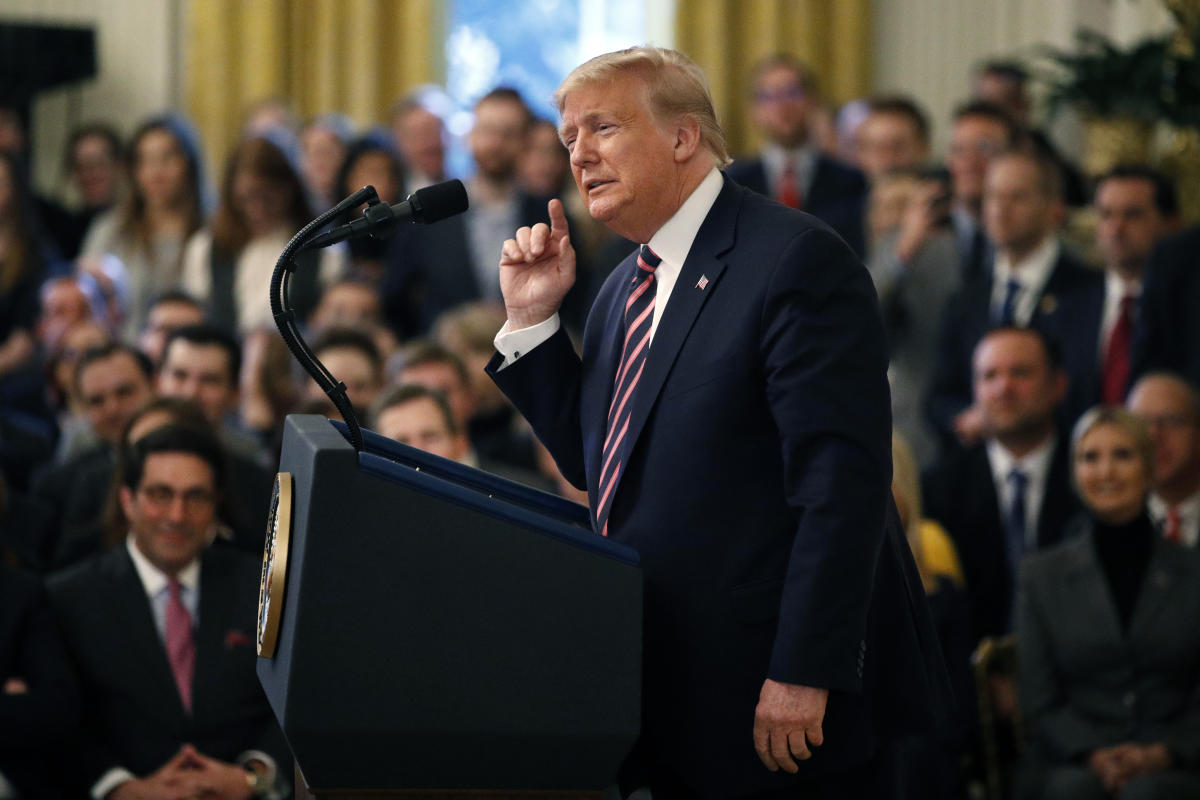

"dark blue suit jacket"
[926, 247, 1105, 448]
[489, 176, 952, 797]
[1132, 225, 1200, 390]
[725, 154, 868, 256]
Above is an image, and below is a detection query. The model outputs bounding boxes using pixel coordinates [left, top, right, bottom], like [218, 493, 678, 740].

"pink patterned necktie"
[596, 245, 660, 537]
[165, 577, 195, 713]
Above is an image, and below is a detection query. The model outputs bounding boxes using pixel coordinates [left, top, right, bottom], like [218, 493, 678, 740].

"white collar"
[645, 167, 724, 267]
[1149, 486, 1200, 520]
[1104, 269, 1141, 302]
[126, 536, 201, 599]
[994, 235, 1059, 292]
[986, 434, 1056, 485]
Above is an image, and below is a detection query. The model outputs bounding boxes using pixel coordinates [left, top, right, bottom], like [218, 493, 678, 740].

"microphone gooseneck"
[301, 179, 469, 251]
[270, 182, 470, 451]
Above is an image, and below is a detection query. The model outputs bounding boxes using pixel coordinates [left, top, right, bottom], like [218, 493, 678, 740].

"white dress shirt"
[760, 142, 818, 201]
[494, 167, 725, 363]
[986, 435, 1057, 549]
[1149, 488, 1200, 547]
[990, 236, 1060, 327]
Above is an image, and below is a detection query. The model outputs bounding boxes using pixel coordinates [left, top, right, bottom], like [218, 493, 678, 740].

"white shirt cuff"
[493, 314, 561, 368]
[92, 767, 136, 799]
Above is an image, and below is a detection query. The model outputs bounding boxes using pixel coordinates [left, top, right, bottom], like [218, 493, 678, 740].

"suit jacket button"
[1123, 691, 1136, 708]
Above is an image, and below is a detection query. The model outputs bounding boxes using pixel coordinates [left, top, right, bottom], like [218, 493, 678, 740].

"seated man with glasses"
[47, 424, 290, 799]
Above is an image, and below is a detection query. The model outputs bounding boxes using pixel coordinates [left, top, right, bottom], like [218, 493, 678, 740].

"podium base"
[297, 765, 603, 800]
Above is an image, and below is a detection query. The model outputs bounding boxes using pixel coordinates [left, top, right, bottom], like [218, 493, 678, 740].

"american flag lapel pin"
[696, 274, 709, 291]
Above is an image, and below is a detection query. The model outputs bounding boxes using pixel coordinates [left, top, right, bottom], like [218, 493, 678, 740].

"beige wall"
[1, 0, 185, 200]
[872, 0, 1175, 155]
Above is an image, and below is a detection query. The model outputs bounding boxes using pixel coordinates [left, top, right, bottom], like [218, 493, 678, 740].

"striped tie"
[596, 245, 660, 537]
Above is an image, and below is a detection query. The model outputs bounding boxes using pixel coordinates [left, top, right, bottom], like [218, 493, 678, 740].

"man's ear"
[119, 485, 136, 521]
[673, 115, 703, 163]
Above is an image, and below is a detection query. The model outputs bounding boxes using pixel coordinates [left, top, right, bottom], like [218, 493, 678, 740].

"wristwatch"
[244, 766, 271, 797]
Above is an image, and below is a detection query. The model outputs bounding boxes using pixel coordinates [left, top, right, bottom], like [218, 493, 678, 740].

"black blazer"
[725, 153, 868, 256]
[1132, 225, 1200, 390]
[0, 565, 78, 798]
[922, 437, 1081, 645]
[47, 545, 289, 791]
[926, 247, 1105, 447]
[489, 175, 952, 797]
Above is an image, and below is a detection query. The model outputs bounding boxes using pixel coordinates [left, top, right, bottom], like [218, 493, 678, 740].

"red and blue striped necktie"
[596, 244, 660, 536]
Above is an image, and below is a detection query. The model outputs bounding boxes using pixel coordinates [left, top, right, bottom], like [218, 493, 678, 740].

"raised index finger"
[548, 198, 570, 239]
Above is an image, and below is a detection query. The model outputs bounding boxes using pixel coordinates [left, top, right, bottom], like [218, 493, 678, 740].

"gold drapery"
[675, 0, 873, 157]
[186, 0, 443, 182]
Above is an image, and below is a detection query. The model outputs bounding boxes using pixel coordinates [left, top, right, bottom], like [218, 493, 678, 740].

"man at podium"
[487, 47, 952, 799]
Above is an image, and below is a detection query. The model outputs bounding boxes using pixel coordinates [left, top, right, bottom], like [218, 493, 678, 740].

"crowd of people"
[0, 46, 1198, 799]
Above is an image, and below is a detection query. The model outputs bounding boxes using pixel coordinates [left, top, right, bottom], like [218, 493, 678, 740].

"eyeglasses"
[138, 484, 216, 513]
[754, 86, 805, 105]
[1139, 413, 1196, 431]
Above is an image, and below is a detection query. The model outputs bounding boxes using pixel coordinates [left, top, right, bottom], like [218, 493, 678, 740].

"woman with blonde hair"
[1018, 406, 1200, 798]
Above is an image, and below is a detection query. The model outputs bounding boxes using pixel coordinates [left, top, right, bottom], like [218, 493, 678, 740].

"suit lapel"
[192, 551, 234, 721]
[607, 180, 737, 510]
[1129, 537, 1179, 639]
[1060, 533, 1124, 644]
[105, 549, 189, 722]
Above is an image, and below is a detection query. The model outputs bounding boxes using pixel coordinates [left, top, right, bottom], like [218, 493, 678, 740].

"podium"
[256, 416, 643, 797]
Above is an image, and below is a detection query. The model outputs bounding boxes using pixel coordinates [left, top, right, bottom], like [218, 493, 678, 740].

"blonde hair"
[891, 432, 932, 590]
[554, 46, 731, 167]
[1070, 405, 1156, 493]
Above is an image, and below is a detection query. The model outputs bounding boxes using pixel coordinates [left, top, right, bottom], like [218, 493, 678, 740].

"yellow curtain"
[675, 0, 873, 157]
[186, 0, 443, 183]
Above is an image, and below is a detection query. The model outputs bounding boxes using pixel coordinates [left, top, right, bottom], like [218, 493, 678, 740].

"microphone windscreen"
[414, 179, 469, 223]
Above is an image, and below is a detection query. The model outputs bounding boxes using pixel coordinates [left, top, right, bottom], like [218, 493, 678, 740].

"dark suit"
[922, 438, 1080, 645]
[0, 565, 78, 798]
[926, 247, 1104, 448]
[489, 175, 952, 797]
[1018, 526, 1200, 777]
[47, 545, 289, 792]
[726, 154, 868, 256]
[1132, 225, 1200, 390]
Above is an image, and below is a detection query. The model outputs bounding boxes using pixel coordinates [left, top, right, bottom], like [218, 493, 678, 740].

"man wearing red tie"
[724, 54, 868, 256]
[1091, 166, 1179, 405]
[488, 47, 950, 799]
[1128, 373, 1200, 547]
[47, 426, 288, 799]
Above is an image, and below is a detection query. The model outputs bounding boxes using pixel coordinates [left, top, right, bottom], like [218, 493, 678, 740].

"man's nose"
[166, 495, 189, 521]
[571, 132, 596, 166]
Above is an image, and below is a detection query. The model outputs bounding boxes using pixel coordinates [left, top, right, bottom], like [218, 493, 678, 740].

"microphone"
[302, 179, 469, 250]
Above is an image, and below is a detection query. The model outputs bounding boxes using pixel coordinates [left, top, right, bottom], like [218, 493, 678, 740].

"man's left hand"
[181, 747, 255, 800]
[753, 679, 828, 773]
